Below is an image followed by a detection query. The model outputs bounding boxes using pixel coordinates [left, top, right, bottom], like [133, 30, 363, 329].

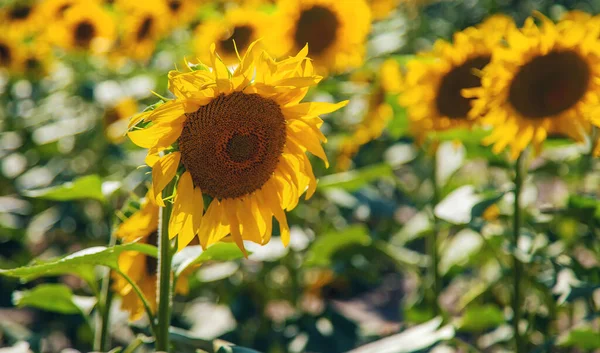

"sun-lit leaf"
[558, 328, 600, 350]
[21, 175, 105, 203]
[173, 243, 245, 277]
[458, 305, 505, 332]
[13, 284, 94, 315]
[305, 226, 371, 267]
[318, 163, 394, 192]
[346, 317, 454, 353]
[0, 243, 157, 284]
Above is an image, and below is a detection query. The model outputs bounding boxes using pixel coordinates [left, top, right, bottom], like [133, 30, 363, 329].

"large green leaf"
[0, 243, 157, 284]
[21, 175, 107, 202]
[305, 226, 371, 267]
[317, 163, 394, 192]
[457, 305, 504, 332]
[173, 243, 246, 277]
[13, 284, 95, 315]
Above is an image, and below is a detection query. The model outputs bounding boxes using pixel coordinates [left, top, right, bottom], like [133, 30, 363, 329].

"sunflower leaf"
[305, 225, 371, 267]
[0, 243, 157, 284]
[13, 284, 96, 316]
[173, 243, 246, 277]
[318, 163, 394, 192]
[20, 175, 106, 203]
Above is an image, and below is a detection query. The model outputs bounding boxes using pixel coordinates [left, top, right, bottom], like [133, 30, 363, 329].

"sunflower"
[337, 59, 402, 171]
[193, 7, 269, 65]
[50, 3, 116, 54]
[269, 0, 371, 73]
[465, 15, 600, 160]
[127, 41, 347, 254]
[112, 194, 189, 321]
[399, 15, 515, 143]
[118, 1, 170, 61]
[163, 0, 199, 28]
[0, 35, 24, 73]
[0, 2, 43, 36]
[104, 98, 139, 143]
[18, 41, 53, 78]
[39, 0, 79, 21]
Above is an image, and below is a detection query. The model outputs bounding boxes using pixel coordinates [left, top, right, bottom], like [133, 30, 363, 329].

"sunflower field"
[2, 0, 600, 352]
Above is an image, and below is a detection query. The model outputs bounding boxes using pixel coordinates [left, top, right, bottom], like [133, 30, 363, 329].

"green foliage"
[0, 243, 156, 286]
[318, 164, 394, 192]
[21, 175, 111, 203]
[559, 328, 600, 350]
[305, 225, 371, 267]
[13, 284, 95, 315]
[172, 243, 246, 276]
[457, 305, 505, 332]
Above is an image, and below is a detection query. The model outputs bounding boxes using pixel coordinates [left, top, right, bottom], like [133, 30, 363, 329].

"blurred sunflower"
[337, 59, 402, 171]
[104, 98, 139, 143]
[128, 41, 347, 254]
[193, 7, 268, 65]
[164, 0, 199, 28]
[40, 0, 79, 21]
[18, 41, 53, 78]
[269, 0, 371, 73]
[465, 15, 600, 159]
[0, 35, 23, 72]
[400, 15, 514, 143]
[119, 1, 170, 61]
[50, 3, 116, 53]
[0, 2, 42, 36]
[112, 195, 188, 321]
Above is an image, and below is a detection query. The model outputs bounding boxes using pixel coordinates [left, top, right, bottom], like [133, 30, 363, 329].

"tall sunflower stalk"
[512, 153, 525, 353]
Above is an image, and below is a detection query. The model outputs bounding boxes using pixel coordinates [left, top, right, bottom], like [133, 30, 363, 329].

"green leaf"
[305, 225, 371, 267]
[0, 243, 157, 284]
[173, 243, 245, 277]
[13, 284, 87, 315]
[458, 305, 504, 332]
[318, 163, 393, 192]
[346, 317, 454, 353]
[470, 192, 505, 221]
[21, 175, 105, 202]
[386, 104, 409, 139]
[559, 328, 600, 350]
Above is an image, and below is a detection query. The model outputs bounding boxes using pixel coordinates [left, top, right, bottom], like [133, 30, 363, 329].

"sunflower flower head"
[112, 194, 188, 321]
[117, 0, 170, 61]
[193, 7, 270, 66]
[337, 59, 401, 171]
[0, 32, 24, 73]
[269, 0, 372, 74]
[0, 2, 43, 37]
[50, 2, 116, 54]
[465, 14, 600, 159]
[128, 40, 347, 255]
[399, 15, 515, 144]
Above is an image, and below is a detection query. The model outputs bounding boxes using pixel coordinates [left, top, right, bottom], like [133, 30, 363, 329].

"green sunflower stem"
[156, 180, 176, 352]
[94, 214, 116, 352]
[430, 145, 441, 316]
[512, 152, 525, 353]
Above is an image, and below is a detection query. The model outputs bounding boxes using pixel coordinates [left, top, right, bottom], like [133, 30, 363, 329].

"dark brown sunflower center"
[168, 0, 182, 12]
[294, 5, 339, 56]
[137, 16, 154, 41]
[436, 56, 490, 119]
[179, 92, 286, 200]
[0, 44, 11, 66]
[219, 25, 253, 54]
[74, 21, 96, 48]
[508, 50, 590, 119]
[25, 57, 40, 71]
[144, 231, 158, 276]
[9, 5, 31, 20]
